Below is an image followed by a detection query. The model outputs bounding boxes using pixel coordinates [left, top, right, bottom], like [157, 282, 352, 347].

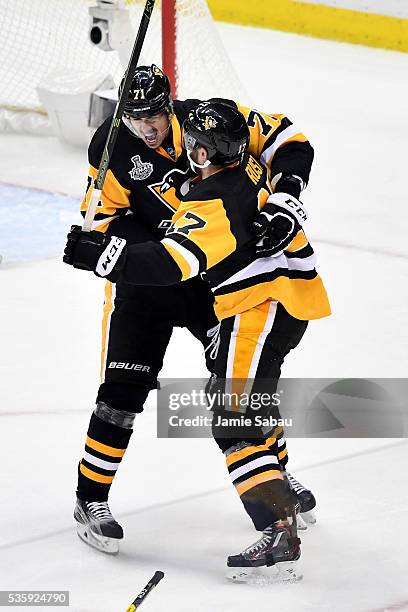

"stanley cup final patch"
[129, 155, 154, 181]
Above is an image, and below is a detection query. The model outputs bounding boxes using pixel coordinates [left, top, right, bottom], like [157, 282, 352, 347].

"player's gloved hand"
[63, 225, 127, 282]
[253, 192, 308, 257]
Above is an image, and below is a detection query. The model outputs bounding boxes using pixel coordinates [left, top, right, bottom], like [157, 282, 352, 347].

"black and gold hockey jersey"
[81, 99, 314, 240]
[118, 153, 331, 322]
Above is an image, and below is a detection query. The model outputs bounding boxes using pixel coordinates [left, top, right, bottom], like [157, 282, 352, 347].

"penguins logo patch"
[129, 155, 154, 181]
[204, 116, 218, 130]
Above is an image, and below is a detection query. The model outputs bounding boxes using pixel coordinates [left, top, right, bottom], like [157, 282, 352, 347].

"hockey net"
[0, 0, 248, 134]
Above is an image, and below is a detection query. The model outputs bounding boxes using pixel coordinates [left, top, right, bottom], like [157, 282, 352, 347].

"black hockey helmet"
[183, 101, 249, 165]
[120, 64, 174, 119]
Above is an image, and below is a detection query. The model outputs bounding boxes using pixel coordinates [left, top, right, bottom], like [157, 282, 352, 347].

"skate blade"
[76, 524, 120, 555]
[300, 509, 316, 525]
[226, 561, 302, 585]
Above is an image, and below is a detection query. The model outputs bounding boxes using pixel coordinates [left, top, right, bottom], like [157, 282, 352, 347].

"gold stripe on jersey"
[260, 127, 308, 167]
[210, 231, 329, 321]
[284, 133, 308, 146]
[91, 219, 114, 234]
[257, 187, 270, 211]
[235, 469, 283, 496]
[85, 436, 126, 458]
[100, 281, 114, 382]
[169, 198, 237, 269]
[237, 105, 283, 159]
[162, 239, 196, 280]
[81, 165, 131, 226]
[89, 214, 124, 234]
[79, 463, 115, 485]
[237, 105, 308, 169]
[285, 230, 309, 252]
[215, 275, 331, 322]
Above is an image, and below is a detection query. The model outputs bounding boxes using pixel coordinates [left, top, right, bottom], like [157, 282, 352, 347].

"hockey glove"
[63, 225, 126, 282]
[253, 192, 308, 257]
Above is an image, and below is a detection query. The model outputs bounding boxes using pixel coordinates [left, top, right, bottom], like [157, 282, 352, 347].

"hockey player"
[64, 101, 331, 581]
[64, 65, 319, 556]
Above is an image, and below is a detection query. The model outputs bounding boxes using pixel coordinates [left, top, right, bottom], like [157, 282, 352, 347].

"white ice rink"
[1, 21, 408, 612]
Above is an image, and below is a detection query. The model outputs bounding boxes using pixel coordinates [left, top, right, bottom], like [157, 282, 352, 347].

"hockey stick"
[82, 0, 157, 232]
[125, 571, 165, 611]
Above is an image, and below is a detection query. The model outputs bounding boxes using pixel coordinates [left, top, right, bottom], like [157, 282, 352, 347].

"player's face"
[124, 112, 171, 148]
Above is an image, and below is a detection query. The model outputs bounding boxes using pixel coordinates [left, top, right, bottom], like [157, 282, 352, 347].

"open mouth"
[144, 132, 158, 145]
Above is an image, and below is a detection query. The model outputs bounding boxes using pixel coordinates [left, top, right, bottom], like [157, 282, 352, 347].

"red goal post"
[162, 0, 177, 97]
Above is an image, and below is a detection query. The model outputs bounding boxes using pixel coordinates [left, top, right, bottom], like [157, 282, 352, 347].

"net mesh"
[0, 0, 247, 117]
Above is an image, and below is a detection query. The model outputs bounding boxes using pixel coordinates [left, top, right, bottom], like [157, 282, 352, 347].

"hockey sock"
[225, 432, 290, 531]
[77, 409, 133, 502]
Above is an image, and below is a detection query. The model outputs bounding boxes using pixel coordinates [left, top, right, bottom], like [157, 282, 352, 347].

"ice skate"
[74, 499, 123, 555]
[226, 520, 302, 584]
[285, 471, 316, 529]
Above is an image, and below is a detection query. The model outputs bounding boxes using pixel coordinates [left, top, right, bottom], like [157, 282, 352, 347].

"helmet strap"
[187, 149, 212, 170]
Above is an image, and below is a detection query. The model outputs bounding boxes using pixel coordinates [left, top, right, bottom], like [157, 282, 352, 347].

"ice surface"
[0, 184, 81, 264]
[0, 23, 407, 612]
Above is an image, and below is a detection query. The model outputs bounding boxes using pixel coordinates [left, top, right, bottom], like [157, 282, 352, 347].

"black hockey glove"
[253, 192, 308, 257]
[63, 225, 127, 282]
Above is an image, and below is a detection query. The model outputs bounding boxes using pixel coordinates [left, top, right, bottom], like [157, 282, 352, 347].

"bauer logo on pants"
[108, 362, 151, 372]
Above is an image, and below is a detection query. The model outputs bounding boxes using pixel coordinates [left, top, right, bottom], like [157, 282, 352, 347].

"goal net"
[0, 0, 248, 133]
